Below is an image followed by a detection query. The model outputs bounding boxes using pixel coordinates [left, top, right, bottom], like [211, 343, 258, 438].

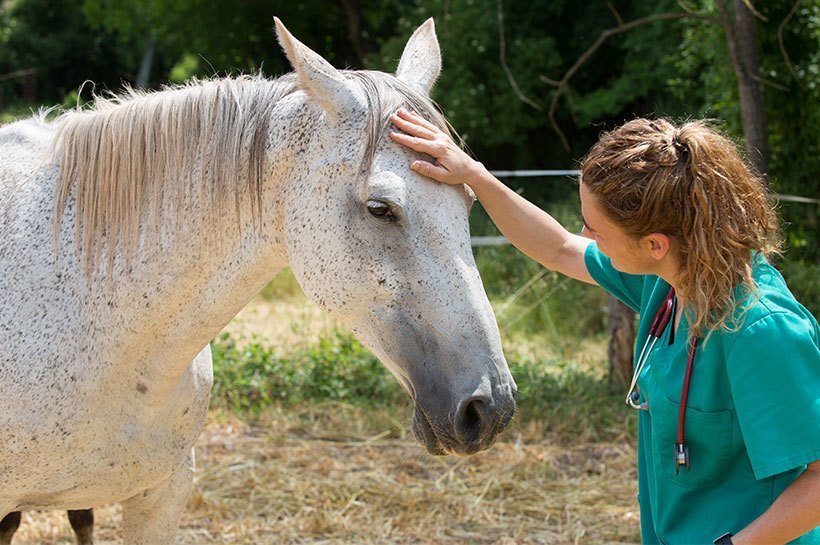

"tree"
[718, 0, 770, 175]
[0, 0, 124, 103]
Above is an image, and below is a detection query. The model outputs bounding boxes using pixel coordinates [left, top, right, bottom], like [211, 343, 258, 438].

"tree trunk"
[338, 0, 374, 68]
[607, 296, 636, 390]
[718, 0, 769, 177]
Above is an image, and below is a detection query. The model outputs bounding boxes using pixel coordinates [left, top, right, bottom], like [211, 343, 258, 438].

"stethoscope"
[625, 286, 700, 473]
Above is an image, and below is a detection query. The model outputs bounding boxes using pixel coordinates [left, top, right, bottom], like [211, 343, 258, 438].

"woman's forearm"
[468, 166, 594, 283]
[733, 463, 820, 545]
[388, 108, 593, 283]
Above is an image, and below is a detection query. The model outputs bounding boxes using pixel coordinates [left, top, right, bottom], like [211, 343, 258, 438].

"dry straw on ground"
[11, 283, 640, 544]
[11, 414, 639, 545]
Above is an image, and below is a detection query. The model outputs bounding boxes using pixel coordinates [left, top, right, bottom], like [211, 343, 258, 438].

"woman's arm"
[389, 109, 595, 284]
[732, 460, 820, 544]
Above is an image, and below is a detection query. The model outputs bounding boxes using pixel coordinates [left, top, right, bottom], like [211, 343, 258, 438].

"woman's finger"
[396, 108, 441, 133]
[389, 112, 437, 140]
[411, 159, 452, 182]
[389, 131, 441, 156]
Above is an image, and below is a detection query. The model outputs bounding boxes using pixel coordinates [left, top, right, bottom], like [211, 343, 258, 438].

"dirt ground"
[10, 415, 640, 545]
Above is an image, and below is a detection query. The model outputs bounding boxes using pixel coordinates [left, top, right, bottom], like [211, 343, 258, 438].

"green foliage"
[0, 0, 124, 102]
[761, 2, 820, 267]
[211, 329, 635, 442]
[168, 53, 200, 84]
[507, 353, 638, 441]
[211, 330, 403, 414]
[779, 259, 820, 317]
[0, 102, 34, 123]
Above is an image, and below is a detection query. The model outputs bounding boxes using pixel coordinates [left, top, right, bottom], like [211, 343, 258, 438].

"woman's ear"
[643, 233, 672, 261]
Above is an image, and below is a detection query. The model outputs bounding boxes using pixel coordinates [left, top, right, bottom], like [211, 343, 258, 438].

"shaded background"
[2, 0, 814, 312]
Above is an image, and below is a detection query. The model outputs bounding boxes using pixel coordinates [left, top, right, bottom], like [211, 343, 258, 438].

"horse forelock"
[347, 70, 474, 204]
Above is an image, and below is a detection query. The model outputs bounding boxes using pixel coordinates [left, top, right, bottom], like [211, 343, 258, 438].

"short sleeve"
[726, 312, 820, 480]
[583, 241, 645, 312]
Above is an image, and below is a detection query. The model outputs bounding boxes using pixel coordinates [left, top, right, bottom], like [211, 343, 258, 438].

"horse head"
[274, 19, 516, 456]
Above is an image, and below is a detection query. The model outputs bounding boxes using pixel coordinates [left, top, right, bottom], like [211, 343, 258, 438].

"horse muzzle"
[411, 386, 516, 456]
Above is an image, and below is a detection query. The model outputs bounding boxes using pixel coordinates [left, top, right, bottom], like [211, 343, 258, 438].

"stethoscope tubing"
[623, 285, 699, 472]
[625, 286, 676, 410]
[626, 335, 656, 409]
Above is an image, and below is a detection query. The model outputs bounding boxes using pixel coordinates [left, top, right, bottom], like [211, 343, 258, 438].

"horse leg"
[121, 449, 195, 545]
[0, 512, 21, 545]
[67, 509, 94, 545]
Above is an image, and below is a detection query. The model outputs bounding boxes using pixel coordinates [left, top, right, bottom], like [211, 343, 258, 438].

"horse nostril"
[456, 395, 491, 445]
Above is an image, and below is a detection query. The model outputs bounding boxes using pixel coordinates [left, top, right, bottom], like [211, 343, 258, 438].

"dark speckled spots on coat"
[136, 383, 148, 394]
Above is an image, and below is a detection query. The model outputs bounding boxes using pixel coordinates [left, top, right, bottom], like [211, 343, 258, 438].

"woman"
[389, 110, 820, 544]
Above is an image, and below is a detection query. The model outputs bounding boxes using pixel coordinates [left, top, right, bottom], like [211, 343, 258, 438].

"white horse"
[0, 18, 516, 543]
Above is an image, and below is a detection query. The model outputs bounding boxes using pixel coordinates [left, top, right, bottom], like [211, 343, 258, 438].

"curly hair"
[580, 118, 782, 339]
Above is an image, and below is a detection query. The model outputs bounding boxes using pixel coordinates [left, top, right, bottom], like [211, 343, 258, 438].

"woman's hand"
[389, 108, 485, 186]
[391, 109, 595, 284]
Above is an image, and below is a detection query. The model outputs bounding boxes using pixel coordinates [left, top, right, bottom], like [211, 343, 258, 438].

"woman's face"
[579, 182, 656, 275]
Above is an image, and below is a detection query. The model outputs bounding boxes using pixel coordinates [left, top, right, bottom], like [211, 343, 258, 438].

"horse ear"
[395, 18, 441, 95]
[274, 17, 357, 118]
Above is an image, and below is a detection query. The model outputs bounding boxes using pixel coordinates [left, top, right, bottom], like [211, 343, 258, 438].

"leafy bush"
[780, 259, 820, 317]
[211, 329, 637, 442]
[211, 330, 403, 414]
[507, 353, 637, 441]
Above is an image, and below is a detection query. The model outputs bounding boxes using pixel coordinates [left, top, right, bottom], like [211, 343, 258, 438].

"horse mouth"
[411, 397, 516, 457]
[411, 406, 447, 456]
[411, 405, 489, 457]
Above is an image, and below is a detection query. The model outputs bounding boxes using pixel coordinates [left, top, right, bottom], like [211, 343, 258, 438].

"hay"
[11, 282, 640, 544]
[11, 411, 639, 544]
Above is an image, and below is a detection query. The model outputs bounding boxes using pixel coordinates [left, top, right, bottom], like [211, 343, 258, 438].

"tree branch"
[777, 0, 802, 85]
[741, 0, 768, 22]
[497, 0, 544, 112]
[539, 11, 719, 152]
[606, 2, 624, 26]
[751, 73, 789, 91]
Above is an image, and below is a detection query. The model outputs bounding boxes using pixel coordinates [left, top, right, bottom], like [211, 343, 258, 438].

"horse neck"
[65, 88, 315, 379]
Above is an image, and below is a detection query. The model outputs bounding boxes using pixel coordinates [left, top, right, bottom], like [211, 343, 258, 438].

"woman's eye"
[367, 200, 394, 220]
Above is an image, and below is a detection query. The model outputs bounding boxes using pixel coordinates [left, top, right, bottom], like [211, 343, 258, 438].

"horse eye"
[367, 199, 394, 220]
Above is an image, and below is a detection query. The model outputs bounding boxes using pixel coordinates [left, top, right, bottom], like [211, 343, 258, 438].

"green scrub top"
[585, 242, 820, 545]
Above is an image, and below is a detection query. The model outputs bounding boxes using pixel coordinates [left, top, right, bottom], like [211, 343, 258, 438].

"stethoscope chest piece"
[629, 390, 648, 411]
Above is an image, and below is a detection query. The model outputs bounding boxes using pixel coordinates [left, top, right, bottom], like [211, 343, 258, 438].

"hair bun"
[672, 131, 689, 158]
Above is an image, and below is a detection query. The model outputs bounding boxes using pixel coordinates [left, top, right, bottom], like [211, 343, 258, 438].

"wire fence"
[469, 169, 819, 247]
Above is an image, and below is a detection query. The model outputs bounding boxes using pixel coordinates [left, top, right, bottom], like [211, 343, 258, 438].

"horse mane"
[50, 72, 451, 275]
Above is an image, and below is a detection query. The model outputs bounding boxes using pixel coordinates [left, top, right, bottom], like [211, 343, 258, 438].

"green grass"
[212, 330, 403, 413]
[211, 329, 637, 444]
